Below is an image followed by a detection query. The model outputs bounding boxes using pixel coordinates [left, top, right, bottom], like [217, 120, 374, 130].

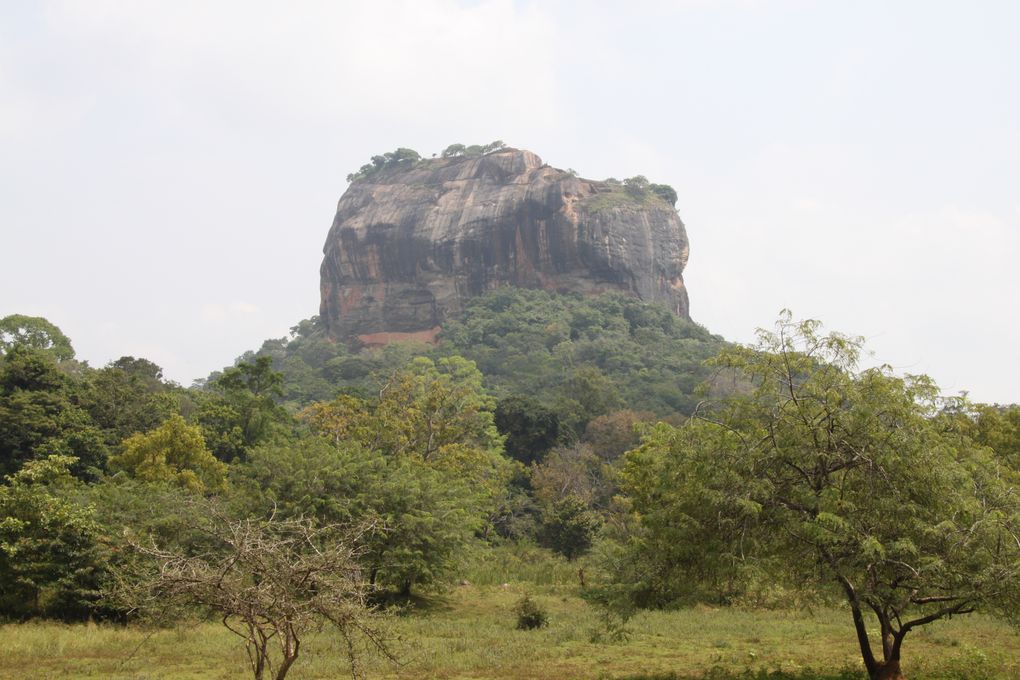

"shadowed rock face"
[319, 149, 690, 343]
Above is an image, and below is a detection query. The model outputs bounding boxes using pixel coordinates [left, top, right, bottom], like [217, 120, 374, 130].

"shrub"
[513, 594, 549, 630]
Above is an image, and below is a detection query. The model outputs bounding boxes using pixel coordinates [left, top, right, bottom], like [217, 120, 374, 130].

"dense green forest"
[2, 300, 1020, 680]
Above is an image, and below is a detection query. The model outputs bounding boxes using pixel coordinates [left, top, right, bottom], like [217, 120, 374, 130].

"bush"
[513, 594, 549, 630]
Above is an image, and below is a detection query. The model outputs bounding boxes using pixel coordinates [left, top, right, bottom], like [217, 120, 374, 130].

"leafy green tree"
[623, 175, 649, 198]
[346, 147, 422, 182]
[236, 437, 484, 596]
[0, 345, 107, 478]
[649, 183, 678, 206]
[83, 357, 177, 447]
[109, 415, 227, 493]
[441, 143, 466, 158]
[197, 356, 287, 461]
[958, 403, 1020, 470]
[0, 314, 75, 361]
[481, 140, 507, 154]
[303, 356, 503, 463]
[494, 395, 562, 465]
[538, 494, 602, 560]
[621, 313, 1020, 680]
[290, 356, 515, 593]
[0, 455, 104, 620]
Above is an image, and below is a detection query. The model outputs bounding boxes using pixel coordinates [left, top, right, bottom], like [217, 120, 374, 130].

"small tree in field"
[120, 508, 391, 680]
[622, 312, 1020, 680]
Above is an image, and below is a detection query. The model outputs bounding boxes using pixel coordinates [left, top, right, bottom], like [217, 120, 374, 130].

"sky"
[2, 0, 1018, 402]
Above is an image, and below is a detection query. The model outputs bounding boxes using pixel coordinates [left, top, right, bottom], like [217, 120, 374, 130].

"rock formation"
[319, 149, 690, 344]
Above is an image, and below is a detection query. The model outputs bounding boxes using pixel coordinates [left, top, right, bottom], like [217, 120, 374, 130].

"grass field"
[1, 545, 1017, 680]
[3, 579, 1019, 680]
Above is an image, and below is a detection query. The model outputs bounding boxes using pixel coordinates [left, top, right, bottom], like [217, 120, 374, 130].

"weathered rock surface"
[319, 149, 690, 343]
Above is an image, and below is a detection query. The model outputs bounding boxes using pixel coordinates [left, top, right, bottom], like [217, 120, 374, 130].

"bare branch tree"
[116, 505, 394, 680]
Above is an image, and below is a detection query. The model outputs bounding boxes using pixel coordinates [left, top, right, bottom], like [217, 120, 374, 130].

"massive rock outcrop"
[319, 149, 690, 344]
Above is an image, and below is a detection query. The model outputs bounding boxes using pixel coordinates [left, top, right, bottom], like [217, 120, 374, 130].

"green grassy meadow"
[3, 579, 1018, 680]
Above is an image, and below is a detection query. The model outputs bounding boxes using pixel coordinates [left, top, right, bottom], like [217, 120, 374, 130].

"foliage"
[235, 436, 487, 596]
[0, 455, 104, 620]
[958, 402, 1020, 470]
[586, 177, 677, 212]
[582, 409, 656, 460]
[346, 147, 422, 182]
[513, 594, 549, 630]
[538, 494, 603, 561]
[439, 289, 723, 431]
[226, 291, 723, 439]
[109, 415, 227, 493]
[82, 357, 177, 448]
[649, 183, 678, 206]
[441, 140, 507, 158]
[494, 395, 562, 465]
[531, 443, 613, 510]
[620, 313, 1020, 679]
[196, 356, 287, 462]
[0, 314, 75, 361]
[117, 506, 388, 680]
[0, 345, 108, 479]
[623, 175, 650, 197]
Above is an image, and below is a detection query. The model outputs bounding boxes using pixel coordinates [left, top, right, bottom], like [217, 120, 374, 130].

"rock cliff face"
[319, 149, 690, 344]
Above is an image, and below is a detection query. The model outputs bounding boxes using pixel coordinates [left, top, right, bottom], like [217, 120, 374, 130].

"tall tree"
[0, 455, 104, 620]
[109, 415, 227, 493]
[0, 345, 106, 478]
[197, 356, 286, 461]
[0, 314, 75, 361]
[621, 313, 1020, 680]
[294, 356, 513, 593]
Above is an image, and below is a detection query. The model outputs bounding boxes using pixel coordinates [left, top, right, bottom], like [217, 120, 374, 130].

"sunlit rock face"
[319, 149, 690, 344]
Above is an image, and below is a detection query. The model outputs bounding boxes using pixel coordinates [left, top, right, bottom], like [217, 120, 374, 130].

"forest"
[1, 295, 1019, 680]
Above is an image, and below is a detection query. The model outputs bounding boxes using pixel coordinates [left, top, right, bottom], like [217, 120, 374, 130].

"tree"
[119, 507, 389, 680]
[494, 395, 561, 465]
[441, 143, 466, 158]
[109, 355, 165, 382]
[621, 313, 1020, 680]
[538, 494, 602, 561]
[0, 455, 104, 620]
[84, 358, 176, 447]
[957, 403, 1020, 470]
[623, 175, 649, 198]
[531, 443, 611, 510]
[295, 357, 514, 593]
[0, 345, 107, 478]
[109, 415, 227, 493]
[0, 314, 75, 361]
[198, 356, 287, 461]
[649, 183, 678, 207]
[582, 409, 655, 460]
[302, 356, 503, 464]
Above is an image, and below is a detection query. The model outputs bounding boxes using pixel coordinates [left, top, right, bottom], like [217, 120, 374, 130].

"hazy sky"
[2, 1, 1018, 402]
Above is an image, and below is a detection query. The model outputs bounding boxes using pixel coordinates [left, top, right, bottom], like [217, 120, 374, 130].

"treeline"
[247, 288, 724, 430]
[343, 143, 679, 209]
[345, 140, 508, 183]
[0, 293, 720, 623]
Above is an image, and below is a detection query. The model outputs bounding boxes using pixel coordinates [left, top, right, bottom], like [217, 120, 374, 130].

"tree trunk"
[275, 628, 299, 680]
[871, 658, 905, 680]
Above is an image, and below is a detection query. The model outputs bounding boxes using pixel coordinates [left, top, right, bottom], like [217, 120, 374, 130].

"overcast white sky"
[2, 1, 1018, 402]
